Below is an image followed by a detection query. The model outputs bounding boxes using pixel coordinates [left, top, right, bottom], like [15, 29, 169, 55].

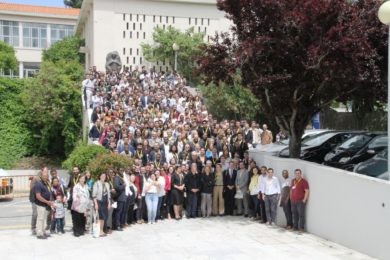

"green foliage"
[21, 60, 84, 157]
[42, 37, 84, 63]
[64, 0, 83, 8]
[0, 78, 33, 169]
[141, 26, 204, 83]
[199, 72, 261, 121]
[62, 143, 108, 173]
[88, 153, 133, 179]
[0, 41, 18, 73]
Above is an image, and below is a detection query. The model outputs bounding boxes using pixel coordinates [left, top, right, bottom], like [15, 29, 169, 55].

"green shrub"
[0, 41, 17, 73]
[88, 153, 133, 179]
[0, 78, 33, 169]
[42, 36, 84, 64]
[62, 143, 107, 173]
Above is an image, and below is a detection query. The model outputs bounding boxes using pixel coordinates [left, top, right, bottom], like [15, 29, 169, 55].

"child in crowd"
[53, 195, 65, 234]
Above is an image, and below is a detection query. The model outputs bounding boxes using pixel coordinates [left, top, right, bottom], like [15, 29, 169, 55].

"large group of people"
[29, 65, 309, 239]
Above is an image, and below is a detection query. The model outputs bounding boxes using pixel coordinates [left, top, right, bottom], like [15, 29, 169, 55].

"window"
[127, 22, 129, 30]
[127, 56, 129, 64]
[50, 24, 74, 45]
[133, 23, 136, 30]
[140, 23, 142, 30]
[137, 48, 139, 55]
[163, 24, 165, 30]
[143, 32, 145, 39]
[123, 48, 126, 55]
[160, 16, 162, 23]
[201, 18, 204, 25]
[195, 18, 198, 25]
[189, 18, 191, 25]
[173, 17, 175, 24]
[0, 20, 19, 47]
[130, 14, 132, 21]
[208, 19, 210, 26]
[133, 57, 136, 64]
[153, 15, 156, 22]
[23, 22, 47, 48]
[140, 57, 142, 64]
[123, 31, 125, 38]
[143, 15, 146, 22]
[166, 16, 168, 23]
[130, 31, 132, 38]
[137, 14, 139, 22]
[123, 14, 126, 21]
[137, 32, 139, 39]
[130, 48, 132, 55]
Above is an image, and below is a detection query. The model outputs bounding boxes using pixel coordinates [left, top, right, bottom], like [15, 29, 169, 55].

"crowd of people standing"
[29, 65, 309, 239]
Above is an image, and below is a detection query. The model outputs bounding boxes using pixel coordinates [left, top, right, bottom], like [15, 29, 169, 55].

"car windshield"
[280, 131, 328, 145]
[368, 136, 388, 149]
[302, 132, 337, 146]
[339, 134, 371, 150]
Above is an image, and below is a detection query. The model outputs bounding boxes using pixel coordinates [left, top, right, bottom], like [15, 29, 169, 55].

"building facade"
[0, 3, 79, 78]
[76, 0, 229, 72]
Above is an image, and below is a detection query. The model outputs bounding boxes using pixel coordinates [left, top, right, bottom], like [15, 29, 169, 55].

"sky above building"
[2, 0, 65, 7]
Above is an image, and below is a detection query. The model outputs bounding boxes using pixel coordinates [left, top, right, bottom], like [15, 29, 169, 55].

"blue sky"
[3, 0, 65, 7]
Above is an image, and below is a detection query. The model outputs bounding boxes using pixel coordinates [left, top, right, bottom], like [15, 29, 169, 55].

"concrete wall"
[249, 150, 390, 260]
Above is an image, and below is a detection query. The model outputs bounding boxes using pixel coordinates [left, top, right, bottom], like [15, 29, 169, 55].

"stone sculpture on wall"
[105, 51, 122, 73]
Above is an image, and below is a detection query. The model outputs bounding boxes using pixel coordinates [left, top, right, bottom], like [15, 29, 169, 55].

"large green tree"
[141, 26, 204, 83]
[198, 0, 386, 158]
[21, 37, 84, 157]
[199, 72, 261, 121]
[0, 41, 17, 74]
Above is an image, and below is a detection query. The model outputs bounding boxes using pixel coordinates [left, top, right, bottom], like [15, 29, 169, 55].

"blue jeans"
[145, 193, 158, 223]
[187, 192, 198, 218]
[156, 196, 164, 221]
[55, 218, 64, 232]
[251, 195, 260, 217]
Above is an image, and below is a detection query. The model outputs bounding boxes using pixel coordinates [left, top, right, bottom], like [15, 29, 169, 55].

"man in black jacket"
[185, 163, 201, 218]
[112, 171, 126, 231]
[223, 162, 237, 216]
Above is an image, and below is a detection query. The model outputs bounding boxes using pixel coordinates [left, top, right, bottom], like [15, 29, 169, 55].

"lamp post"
[172, 43, 180, 71]
[378, 2, 390, 181]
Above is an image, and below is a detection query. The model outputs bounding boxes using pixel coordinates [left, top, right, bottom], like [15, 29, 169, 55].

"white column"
[18, 62, 24, 78]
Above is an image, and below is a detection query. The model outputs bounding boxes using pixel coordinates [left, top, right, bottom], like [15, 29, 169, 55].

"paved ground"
[0, 198, 374, 260]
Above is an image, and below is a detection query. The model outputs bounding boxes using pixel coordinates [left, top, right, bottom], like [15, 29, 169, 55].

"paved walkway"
[0, 216, 373, 260]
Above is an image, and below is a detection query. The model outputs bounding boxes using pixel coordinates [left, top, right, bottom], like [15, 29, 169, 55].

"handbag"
[92, 210, 100, 238]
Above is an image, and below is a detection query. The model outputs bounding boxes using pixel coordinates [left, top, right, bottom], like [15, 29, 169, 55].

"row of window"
[122, 30, 146, 40]
[122, 13, 211, 26]
[0, 20, 74, 48]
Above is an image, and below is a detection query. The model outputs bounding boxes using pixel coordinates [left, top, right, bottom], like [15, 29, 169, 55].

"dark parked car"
[354, 148, 388, 178]
[279, 131, 359, 163]
[323, 133, 381, 169]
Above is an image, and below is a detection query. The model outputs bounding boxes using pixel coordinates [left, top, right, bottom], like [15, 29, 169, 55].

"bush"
[62, 143, 108, 173]
[0, 78, 33, 169]
[0, 41, 17, 73]
[42, 36, 84, 63]
[88, 153, 133, 179]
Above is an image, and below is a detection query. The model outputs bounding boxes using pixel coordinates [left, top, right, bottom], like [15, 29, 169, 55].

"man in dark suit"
[223, 161, 237, 215]
[112, 171, 126, 231]
[140, 90, 151, 108]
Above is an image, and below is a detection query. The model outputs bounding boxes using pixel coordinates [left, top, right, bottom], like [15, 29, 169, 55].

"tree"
[62, 143, 108, 173]
[21, 60, 84, 156]
[0, 41, 17, 74]
[141, 26, 204, 83]
[197, 0, 386, 158]
[64, 0, 83, 8]
[199, 71, 261, 121]
[42, 37, 84, 63]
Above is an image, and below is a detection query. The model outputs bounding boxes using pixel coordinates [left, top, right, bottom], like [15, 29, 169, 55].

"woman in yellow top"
[248, 167, 261, 220]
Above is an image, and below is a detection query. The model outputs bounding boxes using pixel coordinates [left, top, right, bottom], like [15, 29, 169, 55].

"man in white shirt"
[261, 168, 280, 225]
[257, 166, 268, 223]
[82, 74, 94, 109]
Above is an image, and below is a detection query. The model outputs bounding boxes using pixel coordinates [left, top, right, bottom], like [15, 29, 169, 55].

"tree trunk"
[289, 126, 305, 158]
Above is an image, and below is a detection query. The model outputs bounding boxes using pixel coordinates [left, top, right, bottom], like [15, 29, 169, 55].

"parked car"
[323, 133, 382, 169]
[279, 131, 360, 163]
[332, 135, 388, 171]
[0, 169, 14, 199]
[254, 129, 331, 155]
[353, 148, 388, 178]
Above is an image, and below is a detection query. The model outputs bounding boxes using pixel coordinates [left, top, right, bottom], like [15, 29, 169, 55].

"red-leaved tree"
[197, 0, 387, 158]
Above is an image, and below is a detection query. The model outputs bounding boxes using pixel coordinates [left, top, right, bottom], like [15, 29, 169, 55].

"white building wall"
[85, 0, 229, 71]
[249, 150, 390, 260]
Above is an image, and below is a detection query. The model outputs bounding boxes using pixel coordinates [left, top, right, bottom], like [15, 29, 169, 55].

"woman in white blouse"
[72, 174, 91, 237]
[144, 173, 160, 224]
